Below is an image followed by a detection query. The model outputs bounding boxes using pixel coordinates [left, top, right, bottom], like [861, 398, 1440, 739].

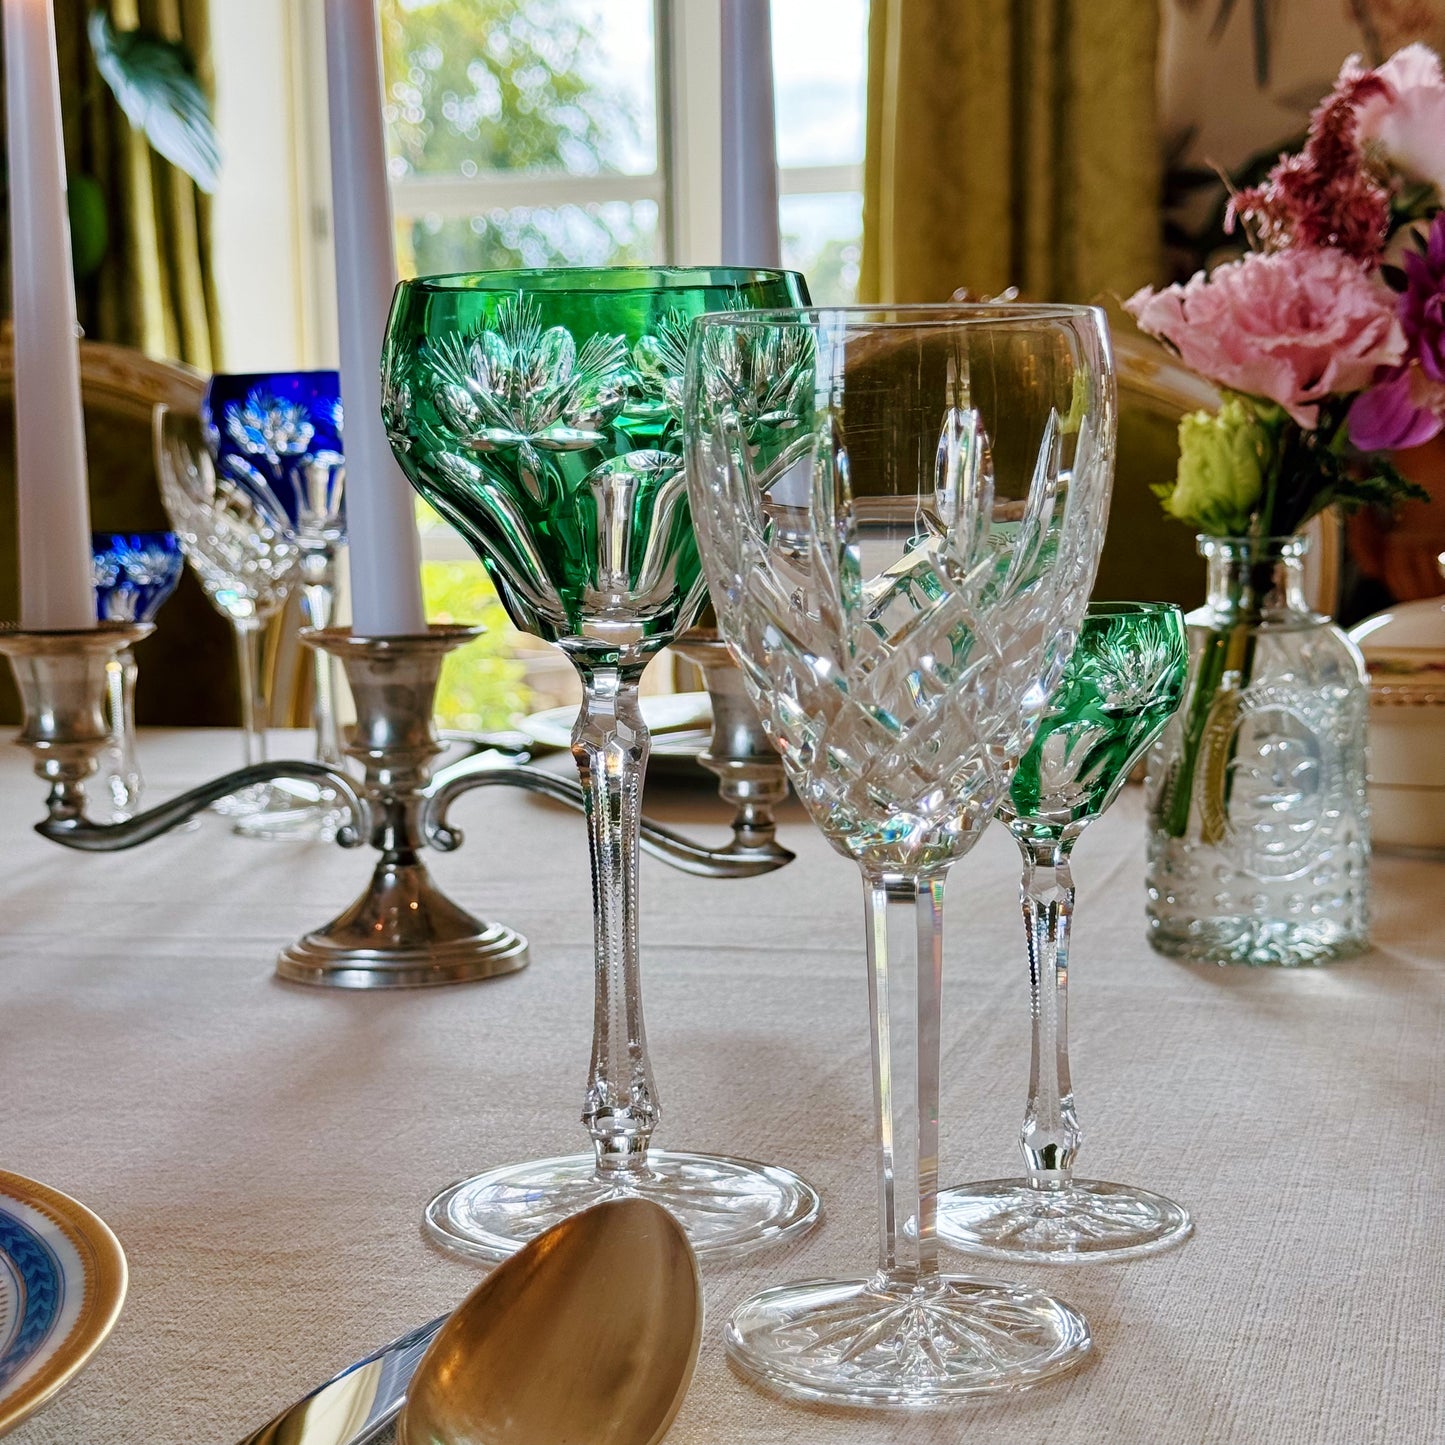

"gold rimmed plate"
[0, 1170, 127, 1437]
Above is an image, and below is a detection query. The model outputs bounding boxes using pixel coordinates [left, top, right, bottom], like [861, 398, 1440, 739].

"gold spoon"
[398, 1197, 702, 1445]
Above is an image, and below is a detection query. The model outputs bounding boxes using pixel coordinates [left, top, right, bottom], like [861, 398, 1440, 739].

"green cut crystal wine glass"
[938, 600, 1192, 1263]
[381, 265, 820, 1262]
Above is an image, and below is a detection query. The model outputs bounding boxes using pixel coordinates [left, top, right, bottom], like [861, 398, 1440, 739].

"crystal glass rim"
[91, 530, 179, 547]
[689, 301, 1108, 331]
[206, 368, 339, 383]
[395, 263, 806, 295]
[1083, 600, 1181, 620]
[1196, 534, 1310, 558]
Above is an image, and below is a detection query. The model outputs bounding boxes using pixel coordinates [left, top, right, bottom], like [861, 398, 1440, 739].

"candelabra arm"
[36, 761, 368, 852]
[423, 758, 791, 878]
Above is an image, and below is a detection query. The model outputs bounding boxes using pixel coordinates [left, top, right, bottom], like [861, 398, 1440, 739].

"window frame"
[212, 0, 864, 551]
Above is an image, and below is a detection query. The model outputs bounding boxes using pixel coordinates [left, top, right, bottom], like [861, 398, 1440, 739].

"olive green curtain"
[51, 0, 220, 367]
[860, 0, 1163, 305]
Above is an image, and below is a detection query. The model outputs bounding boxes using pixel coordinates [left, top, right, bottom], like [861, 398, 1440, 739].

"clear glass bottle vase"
[1145, 535, 1370, 966]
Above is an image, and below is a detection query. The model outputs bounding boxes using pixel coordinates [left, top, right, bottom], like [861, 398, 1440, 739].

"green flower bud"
[1161, 398, 1270, 535]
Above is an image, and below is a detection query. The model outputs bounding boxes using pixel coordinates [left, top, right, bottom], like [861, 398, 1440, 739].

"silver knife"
[236, 1314, 447, 1445]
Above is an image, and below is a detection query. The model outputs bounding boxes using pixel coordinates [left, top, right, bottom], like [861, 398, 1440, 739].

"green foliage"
[422, 559, 531, 729]
[66, 174, 108, 278]
[381, 0, 650, 274]
[1159, 389, 1430, 540]
[88, 9, 220, 193]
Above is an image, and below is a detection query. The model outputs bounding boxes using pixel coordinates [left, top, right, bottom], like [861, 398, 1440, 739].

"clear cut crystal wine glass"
[381, 265, 821, 1261]
[154, 405, 301, 812]
[685, 304, 1114, 1405]
[937, 601, 1191, 1264]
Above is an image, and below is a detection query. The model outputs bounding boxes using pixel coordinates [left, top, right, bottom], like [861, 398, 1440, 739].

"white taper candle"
[5, 0, 96, 629]
[720, 0, 781, 268]
[322, 0, 427, 637]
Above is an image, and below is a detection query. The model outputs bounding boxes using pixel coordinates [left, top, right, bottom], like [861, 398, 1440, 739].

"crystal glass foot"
[425, 1150, 819, 1263]
[90, 531, 184, 820]
[685, 305, 1114, 1404]
[726, 1276, 1090, 1405]
[938, 603, 1192, 1265]
[383, 265, 820, 1259]
[937, 1180, 1190, 1263]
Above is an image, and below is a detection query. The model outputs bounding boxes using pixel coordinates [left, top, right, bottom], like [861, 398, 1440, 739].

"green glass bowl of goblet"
[381, 265, 821, 1262]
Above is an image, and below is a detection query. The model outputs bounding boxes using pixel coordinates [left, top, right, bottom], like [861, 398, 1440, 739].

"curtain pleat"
[861, 0, 1163, 306]
[43, 0, 220, 368]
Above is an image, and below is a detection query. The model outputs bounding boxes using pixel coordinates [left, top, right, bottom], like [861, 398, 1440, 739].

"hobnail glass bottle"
[1145, 535, 1370, 965]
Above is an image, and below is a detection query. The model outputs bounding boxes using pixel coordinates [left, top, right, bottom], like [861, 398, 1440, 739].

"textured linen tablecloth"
[1, 729, 1442, 1445]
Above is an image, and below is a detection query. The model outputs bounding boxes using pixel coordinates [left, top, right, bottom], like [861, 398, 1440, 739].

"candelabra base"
[278, 626, 532, 991]
[276, 852, 528, 989]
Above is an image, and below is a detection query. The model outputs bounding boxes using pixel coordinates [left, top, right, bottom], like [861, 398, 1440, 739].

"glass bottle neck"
[1200, 536, 1310, 620]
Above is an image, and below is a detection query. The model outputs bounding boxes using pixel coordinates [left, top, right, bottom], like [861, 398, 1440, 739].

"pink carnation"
[1124, 248, 1406, 428]
[1354, 43, 1445, 195]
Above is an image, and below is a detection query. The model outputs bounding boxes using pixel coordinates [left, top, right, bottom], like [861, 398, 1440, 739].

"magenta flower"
[1229, 65, 1391, 262]
[1401, 213, 1445, 381]
[1348, 364, 1445, 449]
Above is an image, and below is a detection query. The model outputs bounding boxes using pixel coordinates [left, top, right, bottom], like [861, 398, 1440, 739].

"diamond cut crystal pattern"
[692, 326, 1110, 873]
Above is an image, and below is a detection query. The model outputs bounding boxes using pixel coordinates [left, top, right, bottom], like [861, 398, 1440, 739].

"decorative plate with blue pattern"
[0, 1171, 126, 1437]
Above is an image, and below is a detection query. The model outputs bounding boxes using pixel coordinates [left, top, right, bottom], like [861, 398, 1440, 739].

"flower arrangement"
[1126, 44, 1445, 841]
[1127, 44, 1444, 540]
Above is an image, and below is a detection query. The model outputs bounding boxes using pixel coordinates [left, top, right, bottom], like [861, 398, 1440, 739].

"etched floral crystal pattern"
[686, 306, 1114, 1406]
[382, 275, 804, 663]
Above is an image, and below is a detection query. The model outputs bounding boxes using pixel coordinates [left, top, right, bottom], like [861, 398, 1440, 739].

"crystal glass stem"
[233, 617, 269, 768]
[864, 868, 946, 1289]
[573, 663, 658, 1175]
[103, 648, 143, 814]
[1018, 834, 1082, 1191]
[299, 543, 344, 769]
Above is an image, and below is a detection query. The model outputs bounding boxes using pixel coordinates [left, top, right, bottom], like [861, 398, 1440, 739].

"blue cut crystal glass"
[91, 531, 184, 623]
[202, 371, 346, 538]
[89, 531, 185, 820]
[200, 371, 350, 834]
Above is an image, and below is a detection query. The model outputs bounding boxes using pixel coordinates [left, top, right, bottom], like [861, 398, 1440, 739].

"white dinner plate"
[0, 1169, 127, 1437]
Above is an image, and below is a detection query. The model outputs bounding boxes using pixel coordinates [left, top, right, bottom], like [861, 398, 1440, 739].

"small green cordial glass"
[381, 265, 820, 1266]
[938, 601, 1194, 1263]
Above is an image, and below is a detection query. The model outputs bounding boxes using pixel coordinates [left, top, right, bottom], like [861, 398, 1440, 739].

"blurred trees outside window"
[376, 0, 868, 730]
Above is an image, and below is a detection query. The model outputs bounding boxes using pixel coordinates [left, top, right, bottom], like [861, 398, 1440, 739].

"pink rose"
[1354, 43, 1445, 195]
[1125, 248, 1406, 428]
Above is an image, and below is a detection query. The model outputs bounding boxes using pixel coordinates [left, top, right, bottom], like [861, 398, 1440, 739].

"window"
[211, 0, 871, 728]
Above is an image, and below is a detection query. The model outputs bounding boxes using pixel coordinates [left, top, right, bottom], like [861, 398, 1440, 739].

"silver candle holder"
[0, 622, 366, 850]
[275, 625, 529, 989]
[2, 621, 796, 992]
[671, 628, 792, 867]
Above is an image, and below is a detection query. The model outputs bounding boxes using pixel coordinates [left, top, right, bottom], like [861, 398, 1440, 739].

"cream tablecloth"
[2, 729, 1442, 1445]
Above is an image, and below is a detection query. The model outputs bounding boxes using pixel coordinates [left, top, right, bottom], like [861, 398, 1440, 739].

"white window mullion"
[662, 0, 721, 265]
[779, 163, 864, 196]
[392, 171, 665, 219]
